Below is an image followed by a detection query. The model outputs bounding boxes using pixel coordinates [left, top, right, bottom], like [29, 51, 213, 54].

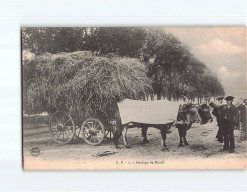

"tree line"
[22, 27, 225, 103]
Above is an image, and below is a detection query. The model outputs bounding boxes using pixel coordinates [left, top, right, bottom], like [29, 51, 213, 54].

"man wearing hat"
[212, 96, 224, 143]
[221, 96, 240, 153]
[238, 99, 247, 140]
[210, 96, 239, 152]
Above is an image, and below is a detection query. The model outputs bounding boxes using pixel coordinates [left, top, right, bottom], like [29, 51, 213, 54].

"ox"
[111, 97, 200, 150]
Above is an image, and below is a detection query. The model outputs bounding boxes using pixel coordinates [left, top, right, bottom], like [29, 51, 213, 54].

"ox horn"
[181, 95, 189, 103]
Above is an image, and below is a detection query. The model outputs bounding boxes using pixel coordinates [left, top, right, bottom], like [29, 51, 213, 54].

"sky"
[162, 27, 246, 98]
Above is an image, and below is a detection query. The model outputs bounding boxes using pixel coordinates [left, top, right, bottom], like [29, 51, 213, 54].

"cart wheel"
[49, 112, 75, 144]
[81, 118, 105, 146]
[74, 125, 84, 140]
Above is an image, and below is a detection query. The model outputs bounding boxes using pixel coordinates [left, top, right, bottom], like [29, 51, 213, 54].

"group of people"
[200, 96, 247, 153]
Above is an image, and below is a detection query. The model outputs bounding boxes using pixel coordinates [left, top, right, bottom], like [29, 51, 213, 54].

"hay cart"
[49, 111, 115, 145]
[24, 51, 150, 146]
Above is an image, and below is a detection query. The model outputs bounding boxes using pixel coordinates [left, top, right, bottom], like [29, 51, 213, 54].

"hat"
[216, 96, 224, 101]
[225, 96, 235, 101]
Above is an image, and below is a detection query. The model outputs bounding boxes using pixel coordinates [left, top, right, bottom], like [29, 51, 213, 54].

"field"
[23, 118, 247, 170]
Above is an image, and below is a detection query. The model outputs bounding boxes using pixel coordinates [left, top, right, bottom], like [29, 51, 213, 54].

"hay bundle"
[23, 51, 152, 122]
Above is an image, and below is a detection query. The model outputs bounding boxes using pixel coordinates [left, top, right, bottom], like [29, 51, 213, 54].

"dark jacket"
[238, 104, 246, 124]
[210, 102, 224, 124]
[221, 104, 240, 131]
[210, 102, 239, 131]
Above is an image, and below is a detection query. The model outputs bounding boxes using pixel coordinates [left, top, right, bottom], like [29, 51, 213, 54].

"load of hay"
[23, 51, 152, 123]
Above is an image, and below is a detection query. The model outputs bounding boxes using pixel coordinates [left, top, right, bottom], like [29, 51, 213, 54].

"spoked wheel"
[49, 112, 75, 144]
[81, 118, 105, 146]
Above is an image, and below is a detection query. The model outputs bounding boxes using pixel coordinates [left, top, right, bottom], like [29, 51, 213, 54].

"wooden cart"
[49, 111, 114, 145]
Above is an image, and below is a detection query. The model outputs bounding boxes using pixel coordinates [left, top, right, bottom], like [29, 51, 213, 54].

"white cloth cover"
[117, 99, 181, 125]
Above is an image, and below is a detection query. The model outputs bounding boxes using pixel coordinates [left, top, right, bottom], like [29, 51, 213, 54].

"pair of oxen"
[111, 96, 211, 150]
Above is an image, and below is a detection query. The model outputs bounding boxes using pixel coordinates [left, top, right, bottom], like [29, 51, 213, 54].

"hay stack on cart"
[23, 51, 152, 145]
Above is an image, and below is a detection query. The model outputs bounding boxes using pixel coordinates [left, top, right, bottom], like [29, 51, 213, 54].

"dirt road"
[23, 119, 247, 170]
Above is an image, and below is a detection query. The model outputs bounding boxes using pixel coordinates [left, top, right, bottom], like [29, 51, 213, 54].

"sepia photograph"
[22, 27, 247, 170]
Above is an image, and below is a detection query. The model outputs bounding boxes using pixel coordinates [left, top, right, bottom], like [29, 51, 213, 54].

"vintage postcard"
[22, 27, 247, 170]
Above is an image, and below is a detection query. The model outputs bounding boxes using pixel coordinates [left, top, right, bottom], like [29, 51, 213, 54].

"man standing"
[212, 96, 224, 143]
[221, 96, 239, 153]
[238, 99, 247, 141]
